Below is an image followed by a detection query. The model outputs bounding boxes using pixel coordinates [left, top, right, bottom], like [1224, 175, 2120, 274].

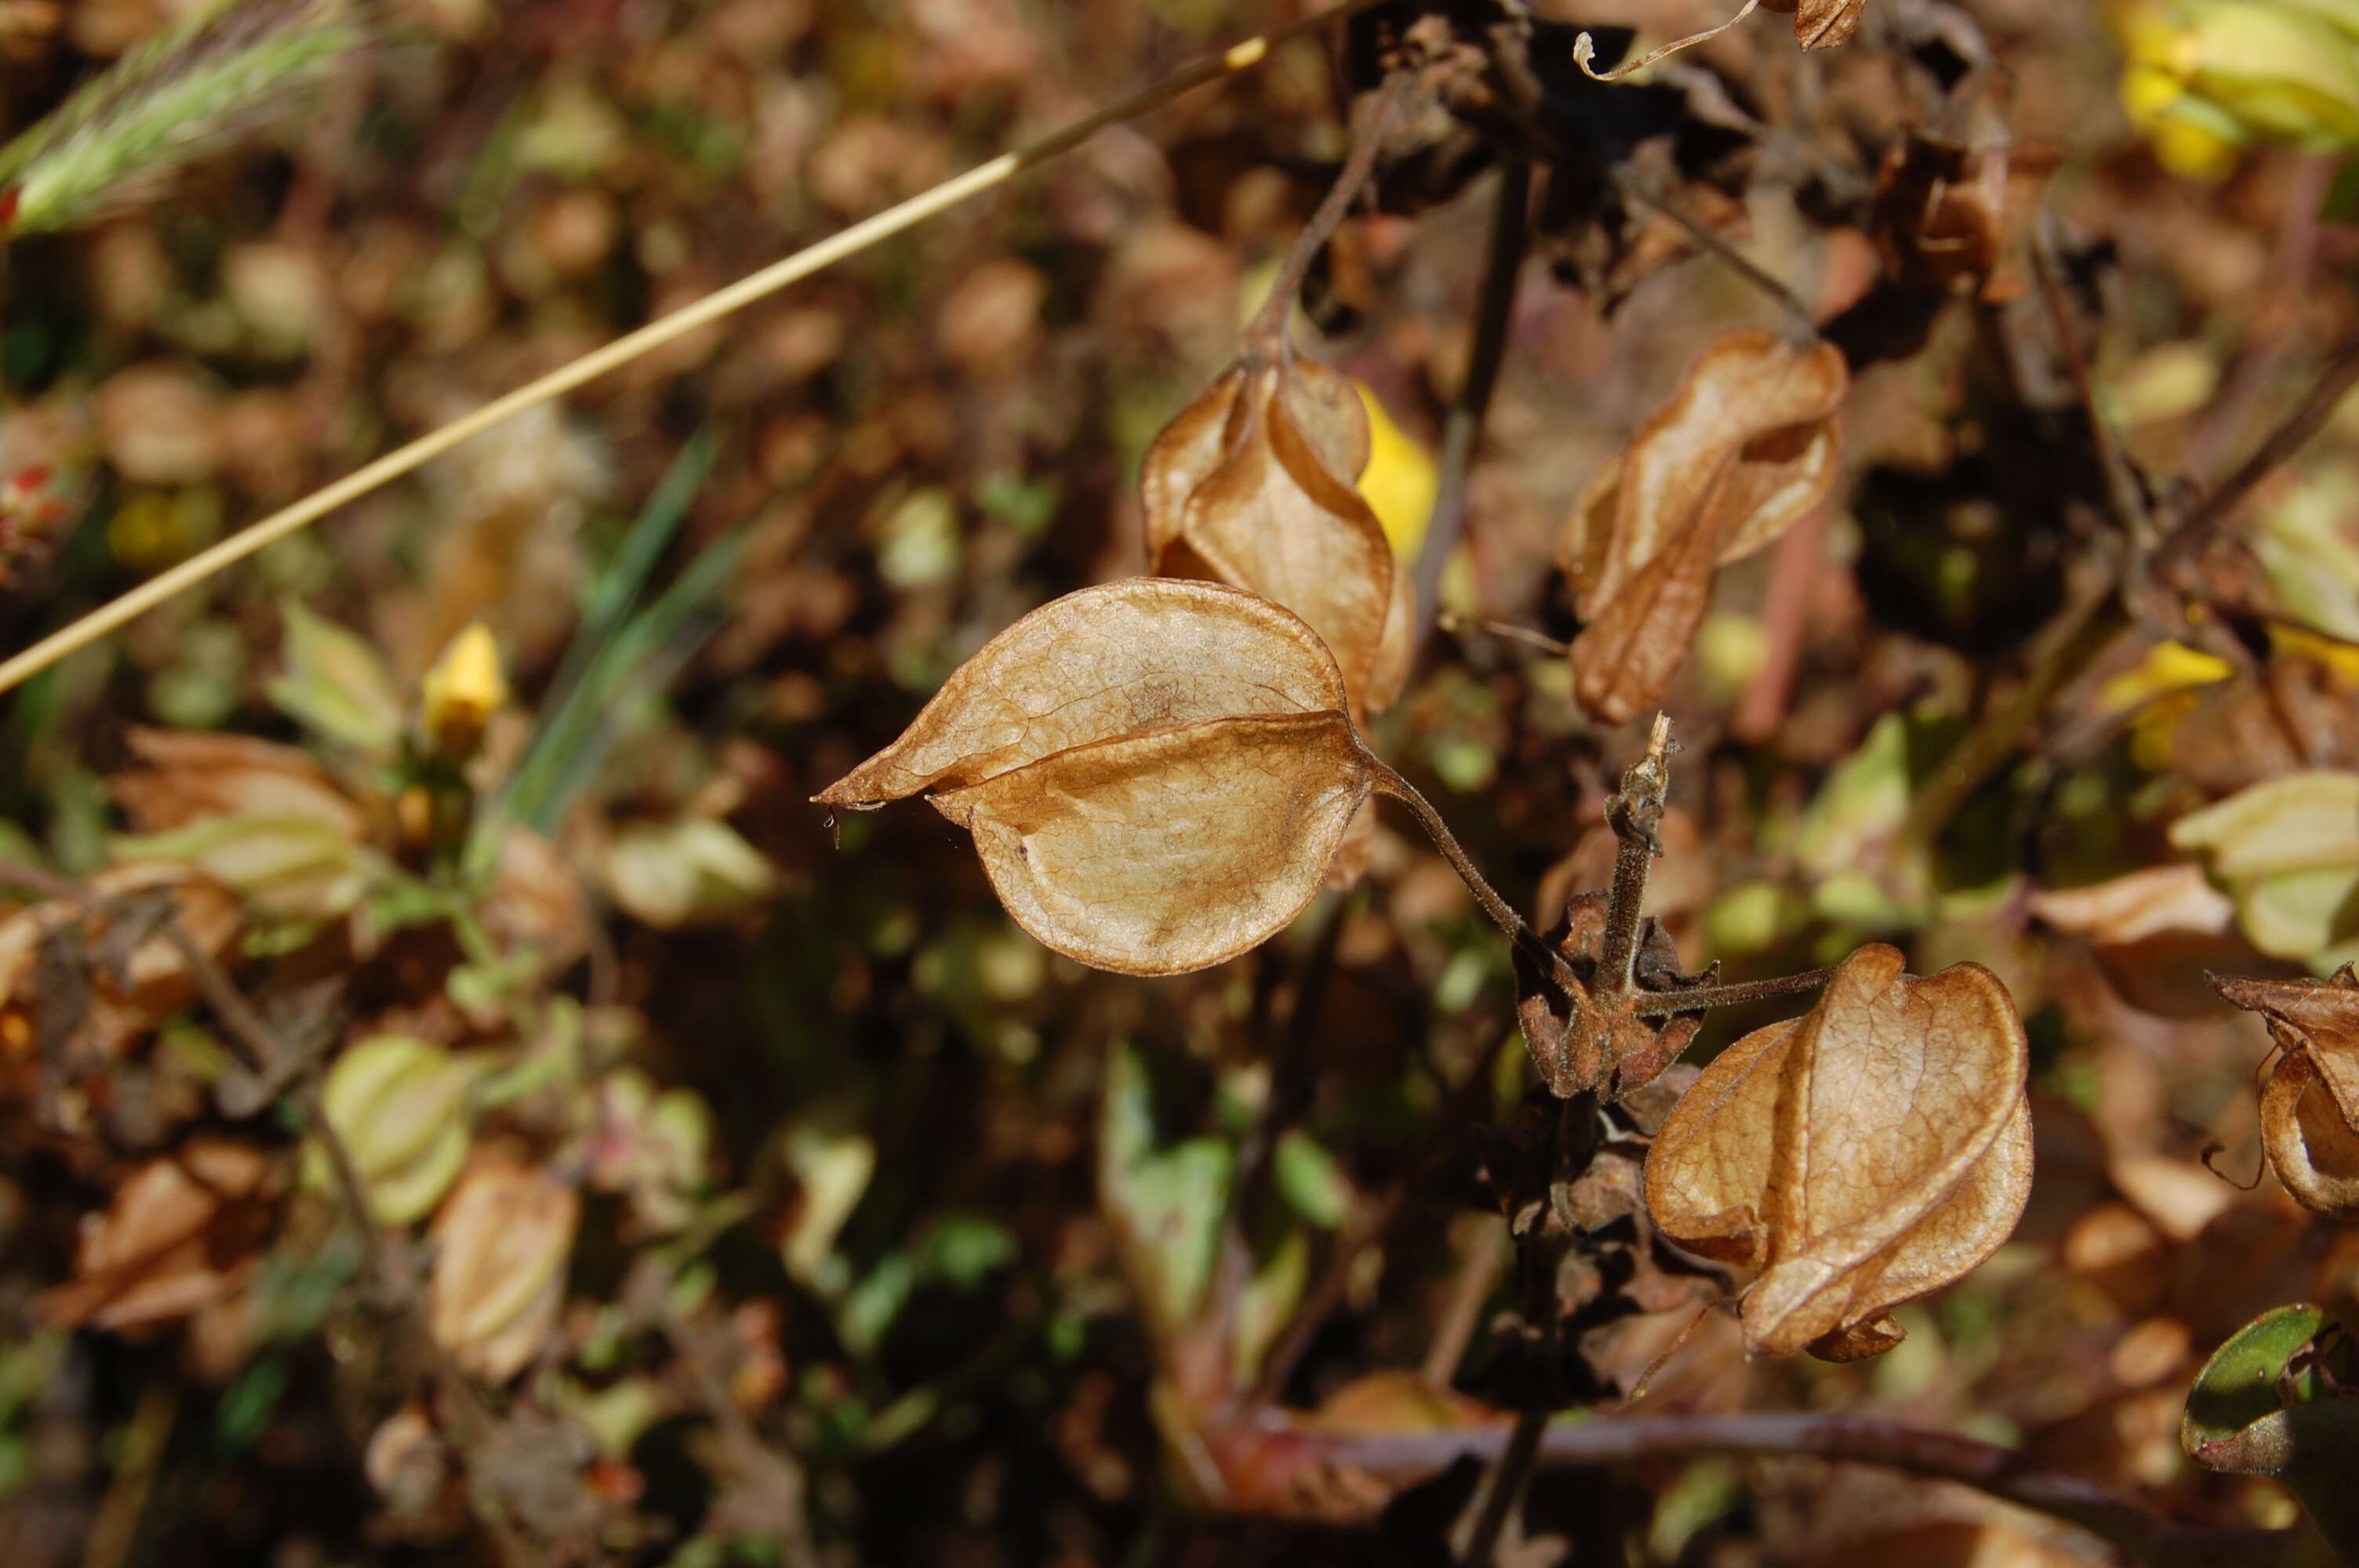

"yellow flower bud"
[419, 622, 507, 757]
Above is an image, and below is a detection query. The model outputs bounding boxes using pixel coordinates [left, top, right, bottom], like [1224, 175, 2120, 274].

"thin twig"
[1334, 1413, 2299, 1568]
[2151, 337, 2359, 581]
[1459, 1408, 1545, 1568]
[1627, 965, 1837, 1017]
[1438, 612, 1569, 658]
[1613, 167, 1816, 341]
[1243, 68, 1416, 356]
[1898, 582, 2128, 856]
[2030, 217, 2154, 552]
[0, 0, 1387, 699]
[1412, 150, 1532, 634]
[2185, 152, 2337, 481]
[1595, 715, 1674, 1001]
[1421, 1217, 1510, 1391]
[1366, 758, 1540, 956]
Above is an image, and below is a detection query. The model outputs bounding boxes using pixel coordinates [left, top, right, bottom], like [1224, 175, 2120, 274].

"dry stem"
[1412, 149, 1532, 634]
[1336, 1413, 2298, 1568]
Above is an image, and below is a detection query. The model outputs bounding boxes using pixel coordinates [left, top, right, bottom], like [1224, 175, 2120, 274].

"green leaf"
[267, 602, 403, 754]
[2183, 1303, 2359, 1562]
[1100, 1040, 1231, 1339]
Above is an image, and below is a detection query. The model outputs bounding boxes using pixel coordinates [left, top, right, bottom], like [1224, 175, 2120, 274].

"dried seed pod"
[1142, 355, 1412, 717]
[1558, 332, 1848, 723]
[1645, 944, 2033, 1359]
[818, 579, 1375, 975]
[2216, 967, 2359, 1218]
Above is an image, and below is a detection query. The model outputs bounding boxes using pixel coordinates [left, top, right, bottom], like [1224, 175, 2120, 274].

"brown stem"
[1420, 1218, 1510, 1390]
[1249, 1025, 1510, 1408]
[1332, 1414, 2299, 1568]
[1595, 715, 1674, 1001]
[1412, 149, 1532, 634]
[2152, 337, 2359, 580]
[2185, 151, 2336, 482]
[1899, 585, 2128, 856]
[1366, 758, 1540, 957]
[1459, 1408, 1546, 1568]
[1437, 613, 1570, 658]
[1730, 502, 1826, 744]
[1612, 168, 1816, 342]
[1628, 965, 1837, 1018]
[1244, 71, 1417, 358]
[2031, 219, 2154, 552]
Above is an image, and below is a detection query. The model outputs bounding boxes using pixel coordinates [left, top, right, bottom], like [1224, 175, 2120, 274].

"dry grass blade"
[0, 0, 373, 237]
[817, 579, 1373, 976]
[0, 0, 1383, 700]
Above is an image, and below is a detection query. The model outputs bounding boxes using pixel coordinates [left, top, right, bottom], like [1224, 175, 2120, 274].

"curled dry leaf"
[2028, 863, 2241, 1017]
[816, 579, 1374, 976]
[429, 1153, 577, 1382]
[1644, 944, 2032, 1360]
[42, 1138, 277, 1331]
[1761, 0, 1865, 49]
[1558, 332, 1847, 723]
[1870, 132, 2062, 302]
[1141, 354, 1412, 717]
[110, 726, 370, 838]
[2215, 967, 2359, 1218]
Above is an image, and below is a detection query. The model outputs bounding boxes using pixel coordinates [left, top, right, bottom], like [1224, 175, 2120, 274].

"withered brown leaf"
[1870, 132, 2063, 303]
[1761, 0, 1864, 49]
[429, 1152, 576, 1383]
[109, 726, 369, 838]
[1142, 354, 1412, 717]
[1558, 332, 1847, 723]
[1644, 944, 2032, 1360]
[817, 579, 1374, 976]
[2215, 967, 2359, 1218]
[42, 1138, 277, 1332]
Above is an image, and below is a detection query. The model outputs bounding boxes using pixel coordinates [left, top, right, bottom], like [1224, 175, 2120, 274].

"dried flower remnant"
[42, 1138, 277, 1331]
[1644, 944, 2033, 1359]
[2215, 968, 2359, 1218]
[428, 1153, 577, 1382]
[1141, 354, 1412, 718]
[1558, 332, 1848, 723]
[1761, 0, 1866, 50]
[817, 579, 1374, 976]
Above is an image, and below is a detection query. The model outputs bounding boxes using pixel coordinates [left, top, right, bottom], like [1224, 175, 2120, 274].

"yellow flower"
[419, 622, 507, 757]
[2114, 0, 2359, 178]
[1354, 383, 1438, 562]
